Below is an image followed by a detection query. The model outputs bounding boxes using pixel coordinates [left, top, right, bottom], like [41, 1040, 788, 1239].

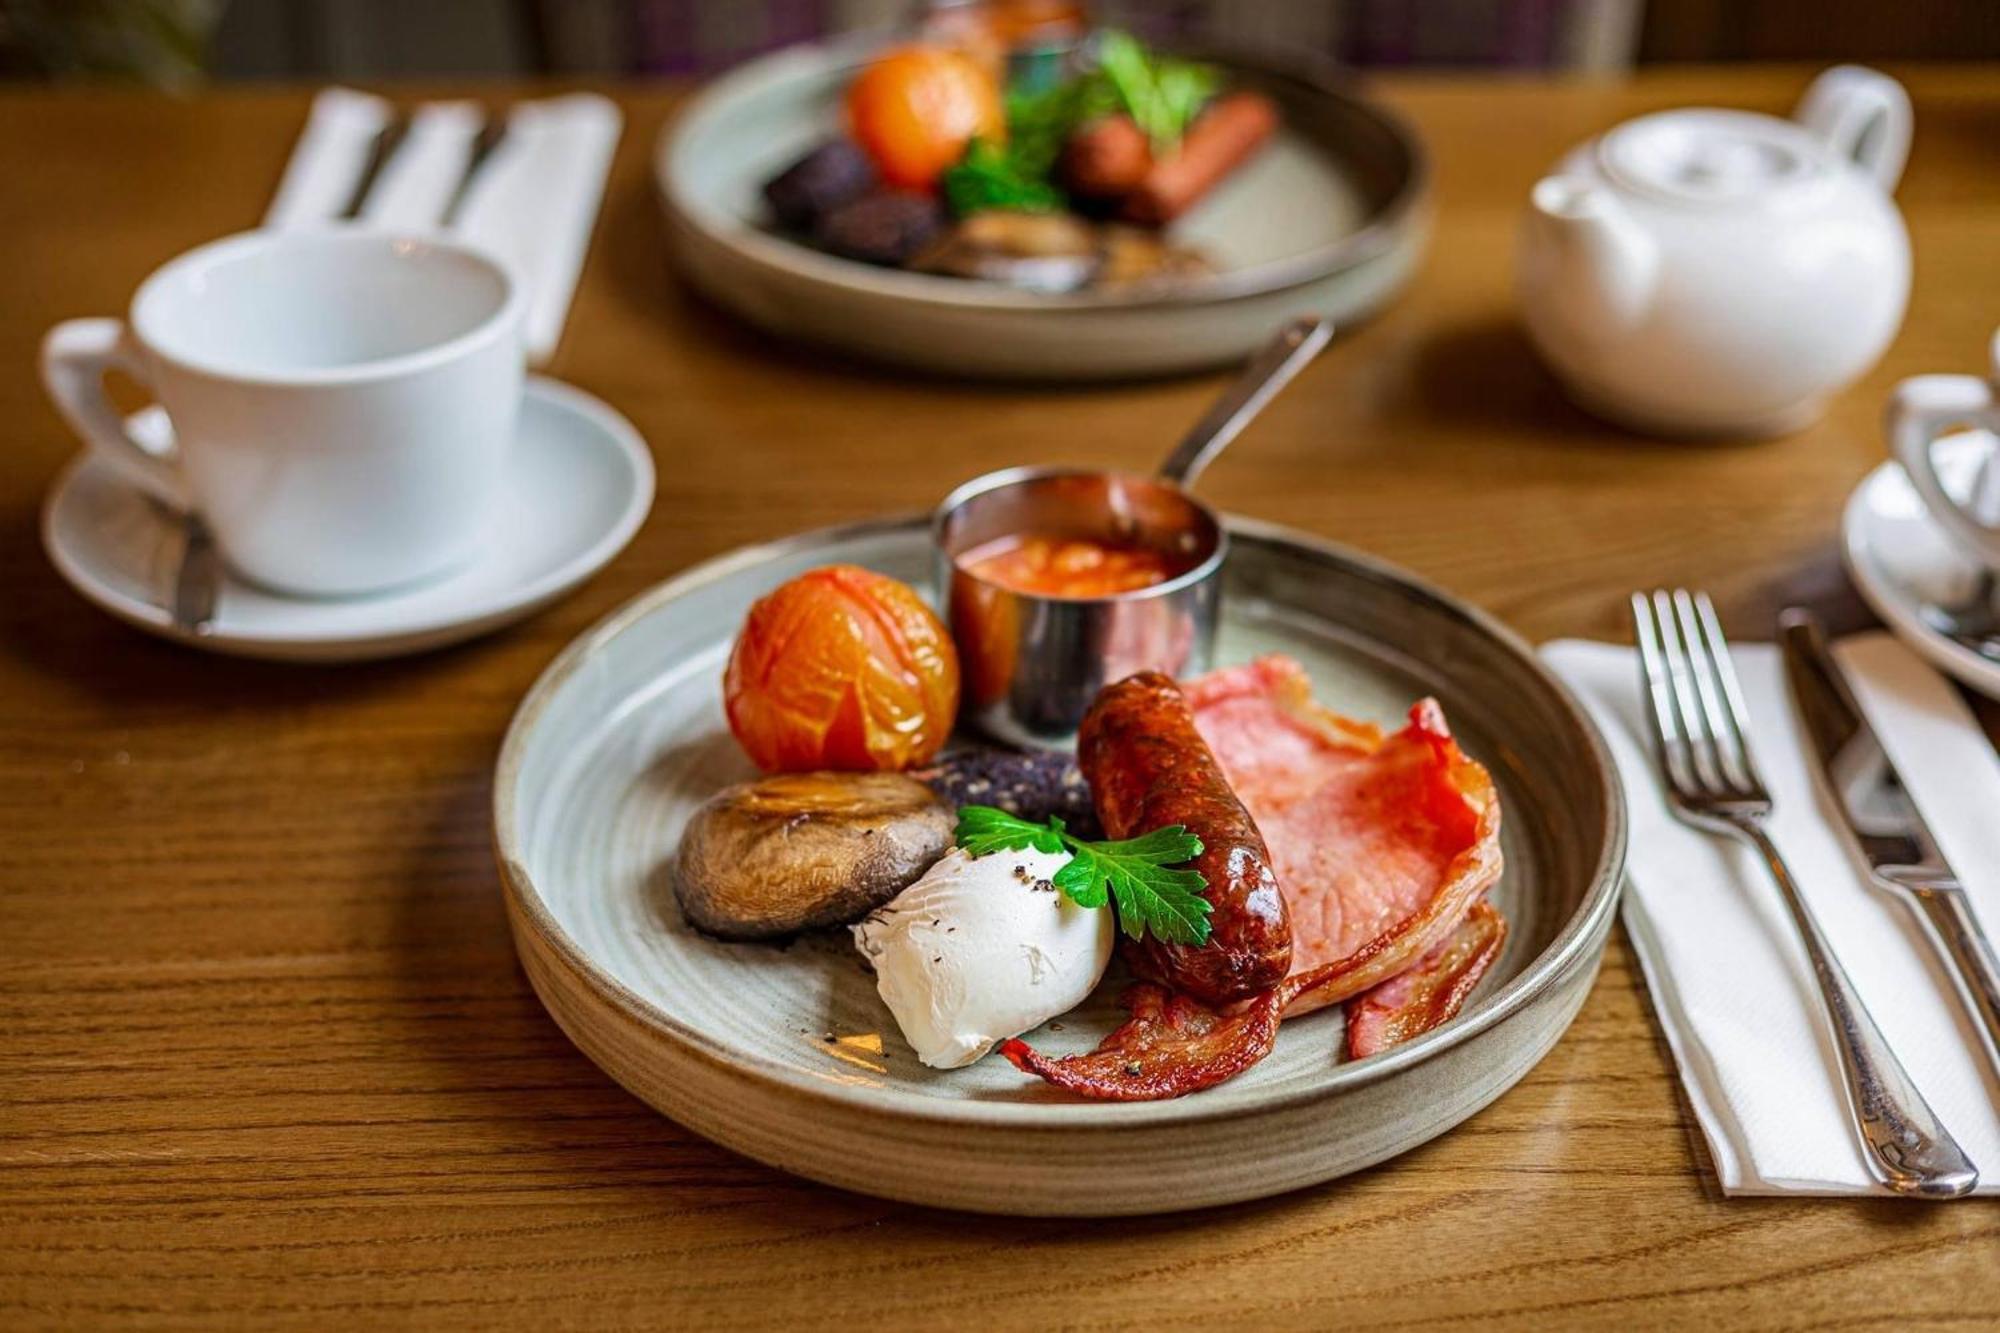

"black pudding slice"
[813, 190, 945, 267]
[762, 139, 876, 232]
[913, 747, 1101, 840]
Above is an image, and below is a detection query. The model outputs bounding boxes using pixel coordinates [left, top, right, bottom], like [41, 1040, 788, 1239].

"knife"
[442, 114, 508, 227]
[1780, 608, 2000, 1082]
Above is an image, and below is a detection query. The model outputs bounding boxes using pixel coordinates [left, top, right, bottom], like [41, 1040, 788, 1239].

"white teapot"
[1518, 66, 1912, 437]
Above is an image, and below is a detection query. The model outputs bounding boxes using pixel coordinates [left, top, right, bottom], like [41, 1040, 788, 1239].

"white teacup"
[41, 228, 524, 597]
[1889, 330, 2000, 570]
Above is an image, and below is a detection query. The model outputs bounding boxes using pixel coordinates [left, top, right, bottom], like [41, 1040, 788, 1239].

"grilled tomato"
[846, 44, 1004, 190]
[724, 565, 960, 773]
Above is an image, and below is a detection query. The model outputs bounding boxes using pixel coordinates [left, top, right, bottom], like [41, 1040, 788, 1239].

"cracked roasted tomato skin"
[724, 565, 960, 774]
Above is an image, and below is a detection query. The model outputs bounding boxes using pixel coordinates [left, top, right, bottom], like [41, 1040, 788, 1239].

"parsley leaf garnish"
[956, 806, 1071, 858]
[952, 807, 1214, 946]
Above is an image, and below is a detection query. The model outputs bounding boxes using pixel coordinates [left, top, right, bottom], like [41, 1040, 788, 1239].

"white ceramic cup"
[1889, 330, 2000, 570]
[40, 228, 525, 597]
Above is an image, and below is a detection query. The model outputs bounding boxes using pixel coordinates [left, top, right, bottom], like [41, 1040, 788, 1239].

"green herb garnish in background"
[938, 75, 1104, 215]
[954, 806, 1214, 946]
[1094, 29, 1221, 152]
[1001, 67, 1117, 178]
[941, 137, 1066, 215]
[937, 29, 1220, 218]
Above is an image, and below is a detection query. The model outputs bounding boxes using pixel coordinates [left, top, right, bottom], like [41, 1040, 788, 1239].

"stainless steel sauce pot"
[935, 317, 1332, 748]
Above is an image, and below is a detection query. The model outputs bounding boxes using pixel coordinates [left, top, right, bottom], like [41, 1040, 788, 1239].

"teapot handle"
[1794, 65, 1911, 193]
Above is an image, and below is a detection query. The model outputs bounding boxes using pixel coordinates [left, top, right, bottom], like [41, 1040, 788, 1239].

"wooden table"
[3, 65, 1997, 1329]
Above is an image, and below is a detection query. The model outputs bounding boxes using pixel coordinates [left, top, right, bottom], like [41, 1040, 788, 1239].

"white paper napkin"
[263, 87, 391, 229]
[264, 88, 621, 366]
[1544, 632, 2000, 1195]
[361, 100, 482, 231]
[453, 93, 621, 364]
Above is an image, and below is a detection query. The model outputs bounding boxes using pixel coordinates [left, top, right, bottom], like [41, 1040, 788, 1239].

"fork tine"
[1654, 589, 1726, 793]
[1631, 591, 1696, 795]
[1694, 595, 1760, 750]
[1685, 591, 1764, 793]
[1672, 589, 1758, 794]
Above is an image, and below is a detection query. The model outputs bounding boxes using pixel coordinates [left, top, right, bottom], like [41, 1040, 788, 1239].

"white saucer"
[42, 377, 655, 662]
[1842, 429, 2000, 700]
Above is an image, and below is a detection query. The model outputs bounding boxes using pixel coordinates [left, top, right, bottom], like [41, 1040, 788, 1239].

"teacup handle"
[1794, 65, 1911, 193]
[1889, 373, 2000, 566]
[40, 318, 191, 509]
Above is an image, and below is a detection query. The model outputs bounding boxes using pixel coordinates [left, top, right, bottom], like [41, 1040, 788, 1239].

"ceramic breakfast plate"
[42, 377, 654, 663]
[1843, 430, 2000, 701]
[656, 35, 1428, 379]
[494, 515, 1625, 1215]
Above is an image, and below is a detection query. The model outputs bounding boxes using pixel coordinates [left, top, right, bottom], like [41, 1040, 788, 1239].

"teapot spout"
[1522, 177, 1659, 344]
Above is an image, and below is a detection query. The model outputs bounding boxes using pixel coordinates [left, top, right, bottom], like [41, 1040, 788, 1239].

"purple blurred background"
[3, 1, 1994, 86]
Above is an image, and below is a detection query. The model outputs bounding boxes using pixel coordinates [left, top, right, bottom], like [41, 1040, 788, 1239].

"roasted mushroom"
[674, 772, 955, 940]
[911, 211, 1100, 291]
[1094, 224, 1213, 288]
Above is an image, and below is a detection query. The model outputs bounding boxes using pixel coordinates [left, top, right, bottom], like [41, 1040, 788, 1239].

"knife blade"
[1780, 607, 2000, 1081]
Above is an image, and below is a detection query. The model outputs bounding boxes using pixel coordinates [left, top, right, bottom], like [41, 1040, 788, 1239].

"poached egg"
[853, 847, 1113, 1068]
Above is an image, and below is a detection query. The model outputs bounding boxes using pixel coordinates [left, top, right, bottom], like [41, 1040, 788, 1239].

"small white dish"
[41, 376, 654, 662]
[1843, 430, 2000, 699]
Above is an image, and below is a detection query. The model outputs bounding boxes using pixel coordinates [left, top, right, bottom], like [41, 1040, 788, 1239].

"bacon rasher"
[1003, 655, 1505, 1100]
[1186, 656, 1505, 1022]
[999, 986, 1282, 1102]
[1342, 898, 1507, 1059]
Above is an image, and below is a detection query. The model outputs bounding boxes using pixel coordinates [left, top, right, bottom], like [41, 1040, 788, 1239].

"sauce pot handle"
[1158, 316, 1333, 491]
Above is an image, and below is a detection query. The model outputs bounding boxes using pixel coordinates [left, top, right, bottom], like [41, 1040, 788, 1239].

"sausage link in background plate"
[1077, 671, 1293, 1003]
[1061, 92, 1280, 224]
[1124, 92, 1279, 225]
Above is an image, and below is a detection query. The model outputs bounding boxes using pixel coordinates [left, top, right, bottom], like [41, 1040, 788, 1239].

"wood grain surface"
[3, 66, 1998, 1330]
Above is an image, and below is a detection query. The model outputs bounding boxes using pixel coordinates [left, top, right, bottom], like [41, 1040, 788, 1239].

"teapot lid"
[1599, 109, 1827, 205]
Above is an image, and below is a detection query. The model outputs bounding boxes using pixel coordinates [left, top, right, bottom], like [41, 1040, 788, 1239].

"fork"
[1631, 589, 1978, 1199]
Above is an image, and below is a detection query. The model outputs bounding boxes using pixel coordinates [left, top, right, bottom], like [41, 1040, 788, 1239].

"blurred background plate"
[494, 514, 1625, 1215]
[655, 33, 1428, 378]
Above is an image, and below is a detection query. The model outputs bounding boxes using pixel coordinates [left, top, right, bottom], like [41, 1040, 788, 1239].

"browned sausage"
[1060, 114, 1152, 201]
[1077, 671, 1292, 1004]
[1123, 92, 1278, 226]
